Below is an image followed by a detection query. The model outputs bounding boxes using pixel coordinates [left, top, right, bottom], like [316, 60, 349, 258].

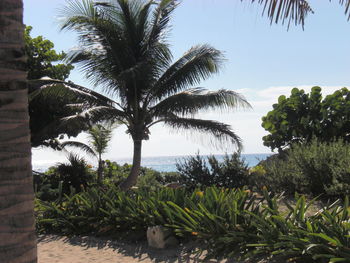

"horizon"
[25, 0, 350, 164]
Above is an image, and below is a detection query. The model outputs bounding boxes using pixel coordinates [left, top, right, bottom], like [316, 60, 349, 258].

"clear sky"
[25, 0, 350, 166]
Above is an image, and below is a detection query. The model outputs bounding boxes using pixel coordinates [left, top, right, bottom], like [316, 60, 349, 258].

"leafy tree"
[24, 26, 73, 80]
[61, 124, 114, 185]
[25, 26, 84, 148]
[58, 0, 251, 190]
[262, 86, 350, 151]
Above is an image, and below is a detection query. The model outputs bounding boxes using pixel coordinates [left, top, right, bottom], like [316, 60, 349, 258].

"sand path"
[37, 235, 223, 263]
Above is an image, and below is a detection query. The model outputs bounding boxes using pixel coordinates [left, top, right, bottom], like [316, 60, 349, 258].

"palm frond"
[61, 106, 127, 126]
[244, 0, 314, 28]
[145, 0, 176, 66]
[151, 88, 251, 117]
[88, 124, 114, 155]
[61, 141, 97, 158]
[28, 78, 115, 107]
[161, 116, 242, 150]
[148, 0, 177, 44]
[59, 0, 100, 31]
[60, 0, 171, 101]
[338, 0, 350, 20]
[151, 44, 224, 101]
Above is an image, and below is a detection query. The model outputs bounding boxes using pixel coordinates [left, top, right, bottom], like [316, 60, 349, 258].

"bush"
[176, 153, 249, 189]
[33, 154, 94, 200]
[103, 160, 181, 190]
[257, 139, 350, 196]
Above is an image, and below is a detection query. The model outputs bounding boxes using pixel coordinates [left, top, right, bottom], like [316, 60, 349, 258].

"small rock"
[147, 225, 178, 249]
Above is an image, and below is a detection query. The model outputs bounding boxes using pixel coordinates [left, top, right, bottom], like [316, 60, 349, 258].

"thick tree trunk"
[0, 1, 37, 263]
[119, 139, 142, 190]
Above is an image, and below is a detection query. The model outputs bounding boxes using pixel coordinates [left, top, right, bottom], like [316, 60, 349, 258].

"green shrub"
[176, 153, 249, 189]
[258, 139, 350, 196]
[103, 160, 180, 190]
[33, 154, 94, 200]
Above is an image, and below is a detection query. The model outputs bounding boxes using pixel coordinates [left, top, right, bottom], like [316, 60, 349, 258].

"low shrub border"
[35, 187, 350, 262]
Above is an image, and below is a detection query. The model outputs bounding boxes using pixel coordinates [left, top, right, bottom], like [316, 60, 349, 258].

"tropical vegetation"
[176, 153, 249, 189]
[36, 186, 350, 262]
[262, 87, 350, 151]
[3, 0, 350, 263]
[61, 124, 115, 184]
[24, 25, 73, 80]
[253, 139, 350, 196]
[57, 0, 251, 189]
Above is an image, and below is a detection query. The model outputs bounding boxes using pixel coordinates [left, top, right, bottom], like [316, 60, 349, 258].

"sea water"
[115, 153, 271, 172]
[33, 153, 271, 173]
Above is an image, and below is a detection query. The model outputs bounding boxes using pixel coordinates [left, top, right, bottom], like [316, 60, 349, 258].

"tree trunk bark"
[119, 139, 142, 190]
[97, 156, 103, 185]
[0, 1, 37, 263]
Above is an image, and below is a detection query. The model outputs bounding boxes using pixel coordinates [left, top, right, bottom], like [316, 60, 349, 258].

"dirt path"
[37, 235, 222, 263]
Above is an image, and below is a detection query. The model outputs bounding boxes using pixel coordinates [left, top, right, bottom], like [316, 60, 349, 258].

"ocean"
[33, 153, 271, 173]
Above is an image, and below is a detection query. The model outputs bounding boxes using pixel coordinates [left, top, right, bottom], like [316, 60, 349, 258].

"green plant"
[58, 0, 251, 190]
[176, 153, 249, 189]
[259, 139, 350, 196]
[55, 153, 94, 194]
[102, 160, 180, 190]
[61, 124, 115, 184]
[24, 25, 73, 80]
[262, 87, 350, 152]
[35, 186, 350, 262]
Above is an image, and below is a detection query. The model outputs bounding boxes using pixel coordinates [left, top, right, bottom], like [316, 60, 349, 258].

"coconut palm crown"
[59, 0, 251, 189]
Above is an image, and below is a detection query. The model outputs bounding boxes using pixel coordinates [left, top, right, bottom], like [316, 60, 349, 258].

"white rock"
[147, 225, 178, 249]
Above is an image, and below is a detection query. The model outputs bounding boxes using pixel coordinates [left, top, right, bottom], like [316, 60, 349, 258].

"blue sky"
[25, 0, 350, 166]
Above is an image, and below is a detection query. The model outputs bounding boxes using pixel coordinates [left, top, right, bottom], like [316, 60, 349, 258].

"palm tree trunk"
[0, 1, 37, 263]
[97, 156, 103, 185]
[119, 139, 142, 190]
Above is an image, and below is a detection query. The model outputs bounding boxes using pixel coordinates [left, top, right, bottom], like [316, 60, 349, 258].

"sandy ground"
[37, 235, 226, 263]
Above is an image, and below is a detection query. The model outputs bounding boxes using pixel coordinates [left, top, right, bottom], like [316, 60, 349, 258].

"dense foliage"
[33, 154, 95, 200]
[36, 187, 350, 262]
[25, 26, 92, 148]
[29, 82, 90, 148]
[34, 160, 178, 201]
[25, 26, 73, 80]
[262, 87, 350, 151]
[176, 153, 249, 189]
[62, 124, 114, 184]
[253, 139, 350, 196]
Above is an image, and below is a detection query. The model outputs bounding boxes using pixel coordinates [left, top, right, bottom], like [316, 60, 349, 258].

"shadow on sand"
[37, 234, 230, 263]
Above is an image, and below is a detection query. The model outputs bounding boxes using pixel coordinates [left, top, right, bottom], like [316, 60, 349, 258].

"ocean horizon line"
[32, 153, 272, 172]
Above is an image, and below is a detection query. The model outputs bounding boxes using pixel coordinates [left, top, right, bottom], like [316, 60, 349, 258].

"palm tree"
[61, 124, 114, 185]
[59, 0, 251, 190]
[0, 0, 37, 262]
